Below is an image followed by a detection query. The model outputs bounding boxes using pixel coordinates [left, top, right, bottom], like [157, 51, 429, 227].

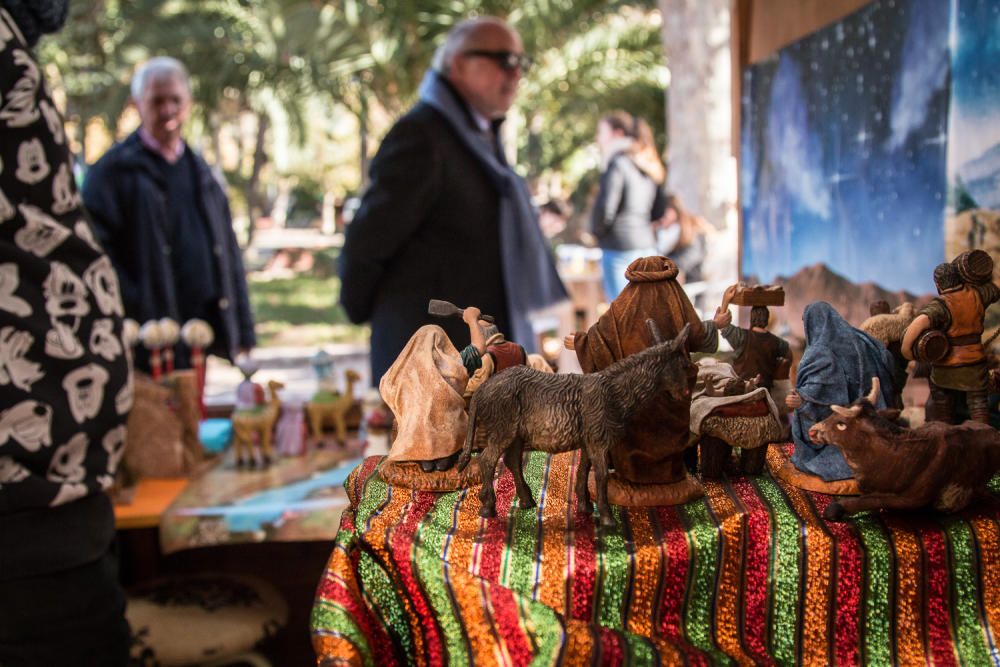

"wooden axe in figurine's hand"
[427, 299, 495, 324]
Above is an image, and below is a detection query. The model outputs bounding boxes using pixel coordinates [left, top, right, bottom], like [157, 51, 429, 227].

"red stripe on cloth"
[486, 584, 535, 667]
[570, 501, 597, 621]
[654, 507, 709, 666]
[809, 492, 862, 666]
[731, 478, 775, 666]
[389, 491, 444, 666]
[597, 627, 625, 667]
[476, 468, 517, 584]
[921, 526, 958, 667]
[316, 571, 397, 665]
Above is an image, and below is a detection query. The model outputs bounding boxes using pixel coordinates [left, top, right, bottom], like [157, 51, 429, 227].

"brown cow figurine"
[809, 377, 1000, 521]
[457, 322, 693, 528]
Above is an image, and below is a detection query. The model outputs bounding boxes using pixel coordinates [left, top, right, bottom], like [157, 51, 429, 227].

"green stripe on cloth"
[943, 517, 994, 666]
[680, 500, 728, 663]
[753, 476, 802, 664]
[508, 452, 547, 597]
[852, 511, 893, 666]
[414, 490, 469, 666]
[597, 505, 628, 630]
[357, 546, 415, 659]
[622, 630, 658, 666]
[521, 588, 565, 667]
[356, 462, 391, 529]
[312, 601, 375, 665]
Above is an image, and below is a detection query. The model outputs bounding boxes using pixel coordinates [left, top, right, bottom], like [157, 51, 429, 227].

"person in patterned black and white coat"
[0, 3, 132, 665]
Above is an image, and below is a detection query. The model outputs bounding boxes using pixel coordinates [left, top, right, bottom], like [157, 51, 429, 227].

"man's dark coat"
[82, 132, 255, 361]
[339, 100, 512, 382]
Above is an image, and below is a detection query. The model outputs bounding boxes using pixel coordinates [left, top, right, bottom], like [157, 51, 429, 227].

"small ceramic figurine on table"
[563, 256, 718, 506]
[181, 318, 214, 419]
[782, 302, 897, 493]
[230, 357, 283, 468]
[158, 318, 180, 375]
[305, 369, 361, 446]
[809, 378, 1000, 520]
[140, 320, 166, 380]
[902, 251, 1000, 424]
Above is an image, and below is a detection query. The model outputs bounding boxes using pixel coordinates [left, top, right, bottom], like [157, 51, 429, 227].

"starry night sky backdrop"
[950, 0, 1000, 211]
[740, 0, 949, 295]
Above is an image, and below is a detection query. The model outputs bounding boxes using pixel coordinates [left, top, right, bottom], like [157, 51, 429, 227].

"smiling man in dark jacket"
[82, 57, 255, 371]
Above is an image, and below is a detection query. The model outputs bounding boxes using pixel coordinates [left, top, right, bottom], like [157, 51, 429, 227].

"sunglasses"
[462, 49, 532, 72]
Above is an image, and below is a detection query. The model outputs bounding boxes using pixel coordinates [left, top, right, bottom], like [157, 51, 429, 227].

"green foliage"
[41, 0, 667, 211]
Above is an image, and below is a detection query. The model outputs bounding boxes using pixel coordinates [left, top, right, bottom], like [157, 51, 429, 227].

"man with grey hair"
[83, 56, 255, 373]
[340, 16, 566, 386]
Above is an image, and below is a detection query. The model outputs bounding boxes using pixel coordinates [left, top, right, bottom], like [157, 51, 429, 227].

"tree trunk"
[658, 0, 735, 227]
[244, 113, 270, 247]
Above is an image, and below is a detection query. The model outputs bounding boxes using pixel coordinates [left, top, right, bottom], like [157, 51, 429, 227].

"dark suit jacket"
[82, 132, 255, 363]
[340, 101, 511, 382]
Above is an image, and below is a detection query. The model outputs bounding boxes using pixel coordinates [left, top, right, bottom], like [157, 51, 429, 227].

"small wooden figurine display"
[305, 369, 361, 445]
[159, 318, 180, 375]
[809, 378, 1000, 520]
[565, 256, 718, 507]
[459, 322, 693, 527]
[181, 318, 214, 419]
[690, 361, 782, 479]
[140, 320, 167, 380]
[902, 250, 1000, 424]
[859, 302, 915, 408]
[378, 325, 481, 491]
[231, 366, 285, 468]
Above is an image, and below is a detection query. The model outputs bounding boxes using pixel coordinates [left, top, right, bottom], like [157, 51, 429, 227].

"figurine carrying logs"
[458, 322, 692, 528]
[809, 377, 1000, 521]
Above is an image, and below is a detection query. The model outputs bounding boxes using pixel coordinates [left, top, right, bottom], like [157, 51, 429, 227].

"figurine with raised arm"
[713, 283, 791, 392]
[902, 251, 1000, 424]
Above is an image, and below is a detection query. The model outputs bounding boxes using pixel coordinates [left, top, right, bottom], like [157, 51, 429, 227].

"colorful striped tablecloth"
[312, 448, 1000, 665]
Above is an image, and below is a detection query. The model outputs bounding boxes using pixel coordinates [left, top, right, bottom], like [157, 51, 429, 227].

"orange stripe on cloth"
[313, 636, 365, 667]
[970, 518, 1000, 651]
[536, 452, 573, 614]
[444, 489, 500, 663]
[562, 619, 598, 665]
[884, 515, 927, 666]
[704, 481, 757, 666]
[772, 479, 833, 666]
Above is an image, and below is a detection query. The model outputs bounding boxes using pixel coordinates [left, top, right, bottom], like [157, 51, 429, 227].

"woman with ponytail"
[590, 111, 665, 300]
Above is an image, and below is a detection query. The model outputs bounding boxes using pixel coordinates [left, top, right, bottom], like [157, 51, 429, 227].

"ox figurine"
[809, 377, 1000, 521]
[457, 322, 693, 528]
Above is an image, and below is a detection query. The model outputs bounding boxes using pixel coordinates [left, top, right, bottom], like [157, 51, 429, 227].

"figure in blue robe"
[790, 302, 898, 481]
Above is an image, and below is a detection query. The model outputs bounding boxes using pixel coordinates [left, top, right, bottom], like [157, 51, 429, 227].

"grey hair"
[430, 16, 512, 75]
[131, 56, 191, 100]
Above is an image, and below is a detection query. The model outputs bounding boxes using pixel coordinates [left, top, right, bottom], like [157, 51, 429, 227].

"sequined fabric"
[313, 446, 1000, 665]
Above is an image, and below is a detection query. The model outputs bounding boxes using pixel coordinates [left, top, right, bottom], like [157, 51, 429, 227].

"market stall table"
[312, 446, 1000, 665]
[159, 445, 364, 554]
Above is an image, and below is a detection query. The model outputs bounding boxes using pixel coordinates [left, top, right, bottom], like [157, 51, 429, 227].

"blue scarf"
[417, 70, 567, 349]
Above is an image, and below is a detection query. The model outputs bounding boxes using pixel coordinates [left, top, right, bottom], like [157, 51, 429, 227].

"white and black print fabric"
[0, 8, 131, 514]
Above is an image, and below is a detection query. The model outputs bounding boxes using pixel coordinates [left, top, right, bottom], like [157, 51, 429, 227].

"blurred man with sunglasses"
[340, 16, 566, 386]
